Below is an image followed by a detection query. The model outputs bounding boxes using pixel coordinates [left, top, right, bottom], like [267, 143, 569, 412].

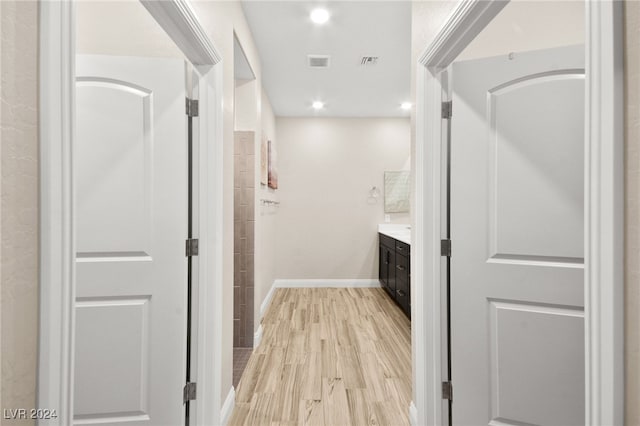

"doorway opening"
[228, 2, 414, 424]
[39, 1, 223, 424]
[445, 2, 586, 424]
[74, 2, 198, 424]
[413, 1, 624, 424]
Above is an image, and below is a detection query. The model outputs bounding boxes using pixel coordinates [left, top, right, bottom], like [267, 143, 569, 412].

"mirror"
[384, 171, 410, 213]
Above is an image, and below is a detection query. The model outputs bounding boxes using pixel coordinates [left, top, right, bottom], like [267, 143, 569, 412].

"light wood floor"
[228, 287, 412, 426]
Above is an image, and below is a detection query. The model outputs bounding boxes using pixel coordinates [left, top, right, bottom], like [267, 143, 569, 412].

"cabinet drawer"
[395, 279, 410, 317]
[395, 253, 409, 283]
[395, 240, 410, 256]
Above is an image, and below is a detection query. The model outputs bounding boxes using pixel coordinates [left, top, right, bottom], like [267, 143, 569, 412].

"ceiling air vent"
[308, 55, 330, 68]
[360, 56, 379, 65]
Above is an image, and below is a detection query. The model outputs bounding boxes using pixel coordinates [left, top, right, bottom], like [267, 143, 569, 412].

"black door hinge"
[441, 101, 452, 119]
[183, 382, 197, 403]
[442, 381, 453, 400]
[186, 98, 199, 117]
[441, 239, 452, 257]
[186, 238, 199, 257]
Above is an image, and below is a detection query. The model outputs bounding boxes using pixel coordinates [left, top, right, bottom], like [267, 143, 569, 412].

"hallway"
[228, 288, 412, 426]
[4, 1, 630, 424]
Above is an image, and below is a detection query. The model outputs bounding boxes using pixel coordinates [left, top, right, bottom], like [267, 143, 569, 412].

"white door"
[74, 55, 188, 426]
[451, 45, 585, 425]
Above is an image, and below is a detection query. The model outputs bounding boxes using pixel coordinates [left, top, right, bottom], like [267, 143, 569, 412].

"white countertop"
[378, 224, 411, 245]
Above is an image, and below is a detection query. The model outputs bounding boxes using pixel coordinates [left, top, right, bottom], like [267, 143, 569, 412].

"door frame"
[411, 1, 624, 425]
[38, 1, 226, 425]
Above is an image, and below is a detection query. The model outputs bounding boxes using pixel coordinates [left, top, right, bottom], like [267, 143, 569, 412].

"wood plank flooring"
[228, 287, 412, 426]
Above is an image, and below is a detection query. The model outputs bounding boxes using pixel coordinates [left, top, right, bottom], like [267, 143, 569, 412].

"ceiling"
[241, 1, 412, 117]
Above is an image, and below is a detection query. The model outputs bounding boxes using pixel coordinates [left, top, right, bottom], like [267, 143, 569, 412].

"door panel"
[75, 55, 187, 426]
[76, 79, 152, 257]
[451, 45, 585, 426]
[75, 298, 150, 418]
[488, 301, 584, 426]
[488, 72, 584, 263]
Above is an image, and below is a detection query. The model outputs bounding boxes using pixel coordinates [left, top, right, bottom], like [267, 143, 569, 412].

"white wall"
[255, 89, 278, 323]
[75, 1, 185, 58]
[189, 1, 275, 408]
[234, 79, 277, 342]
[457, 0, 584, 61]
[233, 45, 279, 344]
[274, 117, 410, 280]
[234, 79, 257, 131]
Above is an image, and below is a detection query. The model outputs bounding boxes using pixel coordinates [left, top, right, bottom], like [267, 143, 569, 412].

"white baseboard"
[274, 279, 381, 288]
[253, 324, 263, 348]
[260, 282, 277, 318]
[409, 401, 418, 426]
[256, 279, 381, 333]
[259, 279, 380, 319]
[220, 386, 235, 426]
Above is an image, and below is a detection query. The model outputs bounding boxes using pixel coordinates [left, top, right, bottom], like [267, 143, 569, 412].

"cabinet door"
[388, 249, 396, 296]
[395, 254, 410, 316]
[382, 245, 396, 297]
[395, 279, 410, 317]
[379, 244, 389, 289]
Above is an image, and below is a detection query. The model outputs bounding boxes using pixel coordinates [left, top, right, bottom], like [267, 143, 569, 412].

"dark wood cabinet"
[379, 233, 410, 318]
[379, 243, 394, 296]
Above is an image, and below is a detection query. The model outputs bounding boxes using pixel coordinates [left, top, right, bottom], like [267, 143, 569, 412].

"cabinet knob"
[396, 290, 406, 297]
[396, 265, 405, 271]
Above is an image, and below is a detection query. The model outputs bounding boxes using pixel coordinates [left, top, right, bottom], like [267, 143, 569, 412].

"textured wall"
[625, 1, 640, 424]
[0, 1, 39, 424]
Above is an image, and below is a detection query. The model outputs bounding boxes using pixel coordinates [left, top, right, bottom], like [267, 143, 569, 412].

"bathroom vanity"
[378, 225, 410, 318]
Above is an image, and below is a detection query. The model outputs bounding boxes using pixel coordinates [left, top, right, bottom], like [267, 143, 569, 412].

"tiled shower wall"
[234, 131, 255, 348]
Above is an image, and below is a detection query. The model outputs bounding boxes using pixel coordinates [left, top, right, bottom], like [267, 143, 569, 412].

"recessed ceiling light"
[310, 8, 330, 25]
[401, 102, 412, 111]
[312, 101, 325, 110]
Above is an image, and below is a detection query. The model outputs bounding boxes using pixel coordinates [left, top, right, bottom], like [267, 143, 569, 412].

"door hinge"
[185, 238, 199, 257]
[183, 382, 197, 403]
[186, 98, 199, 117]
[441, 239, 452, 257]
[441, 101, 452, 119]
[442, 381, 453, 400]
